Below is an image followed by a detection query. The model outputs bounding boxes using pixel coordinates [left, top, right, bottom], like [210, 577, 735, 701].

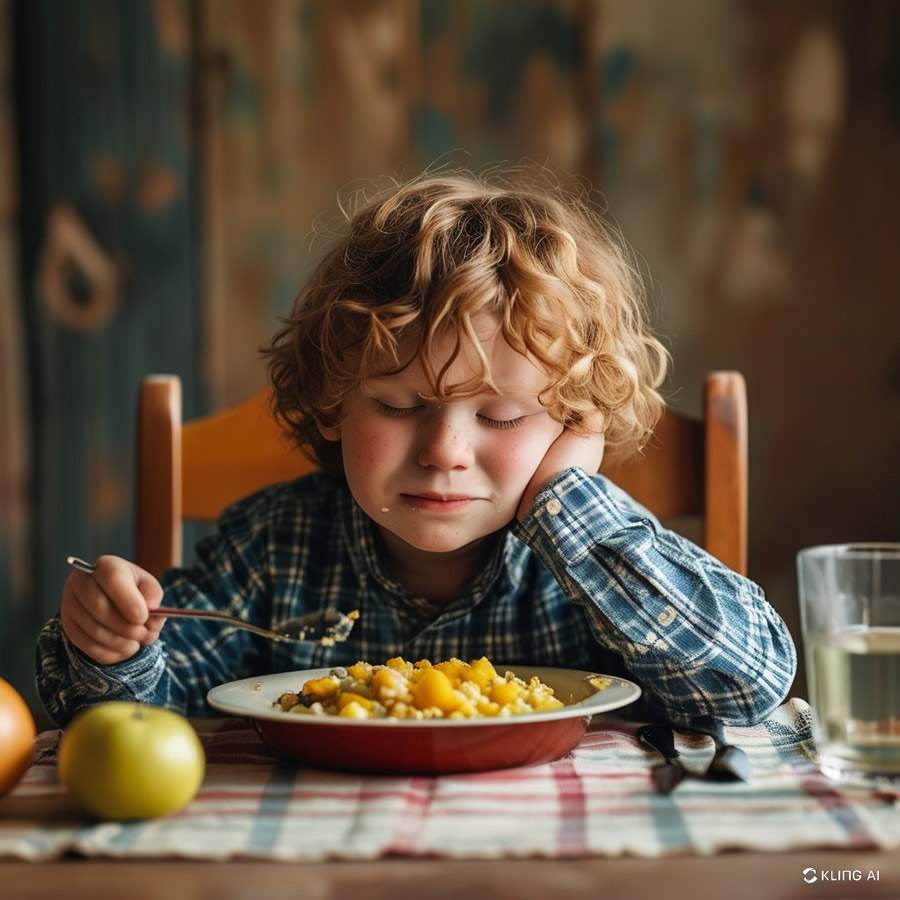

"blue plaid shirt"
[36, 467, 797, 728]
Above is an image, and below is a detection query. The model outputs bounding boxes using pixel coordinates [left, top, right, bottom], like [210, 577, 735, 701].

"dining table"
[2, 698, 899, 900]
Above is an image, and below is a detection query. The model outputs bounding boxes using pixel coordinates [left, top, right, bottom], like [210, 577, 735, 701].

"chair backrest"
[136, 372, 747, 578]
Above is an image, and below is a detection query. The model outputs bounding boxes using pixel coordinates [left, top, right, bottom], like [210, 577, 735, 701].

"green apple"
[58, 702, 205, 820]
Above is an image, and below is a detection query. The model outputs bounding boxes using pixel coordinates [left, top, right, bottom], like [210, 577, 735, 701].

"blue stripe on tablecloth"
[647, 790, 692, 852]
[246, 763, 299, 852]
[106, 822, 146, 851]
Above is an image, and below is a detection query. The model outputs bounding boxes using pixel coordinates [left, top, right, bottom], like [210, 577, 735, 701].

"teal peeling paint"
[602, 46, 636, 98]
[421, 0, 451, 48]
[412, 103, 457, 166]
[12, 0, 201, 709]
[295, 1, 320, 100]
[225, 65, 264, 123]
[461, 1, 580, 120]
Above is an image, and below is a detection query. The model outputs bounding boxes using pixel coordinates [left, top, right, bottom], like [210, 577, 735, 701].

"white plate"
[207, 665, 642, 727]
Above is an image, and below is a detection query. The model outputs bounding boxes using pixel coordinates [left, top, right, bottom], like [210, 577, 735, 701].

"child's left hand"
[515, 411, 606, 521]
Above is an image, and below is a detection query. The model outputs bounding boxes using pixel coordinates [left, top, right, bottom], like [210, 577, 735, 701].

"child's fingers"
[580, 409, 606, 433]
[139, 610, 165, 646]
[66, 601, 143, 657]
[92, 555, 152, 625]
[68, 574, 151, 643]
[134, 567, 167, 635]
[140, 622, 164, 647]
[134, 568, 164, 608]
[61, 606, 139, 665]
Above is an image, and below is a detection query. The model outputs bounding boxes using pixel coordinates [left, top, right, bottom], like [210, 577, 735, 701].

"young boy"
[37, 173, 796, 728]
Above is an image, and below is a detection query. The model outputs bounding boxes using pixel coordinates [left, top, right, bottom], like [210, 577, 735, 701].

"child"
[37, 172, 796, 728]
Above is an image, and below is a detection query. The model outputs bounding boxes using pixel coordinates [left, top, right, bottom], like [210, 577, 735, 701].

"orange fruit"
[0, 677, 36, 796]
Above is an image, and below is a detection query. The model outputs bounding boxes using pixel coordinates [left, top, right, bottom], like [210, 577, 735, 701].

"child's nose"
[416, 415, 475, 470]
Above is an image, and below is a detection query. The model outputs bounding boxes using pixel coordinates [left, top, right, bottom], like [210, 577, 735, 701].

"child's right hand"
[61, 555, 166, 665]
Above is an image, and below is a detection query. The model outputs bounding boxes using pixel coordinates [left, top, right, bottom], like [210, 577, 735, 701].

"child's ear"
[316, 418, 341, 442]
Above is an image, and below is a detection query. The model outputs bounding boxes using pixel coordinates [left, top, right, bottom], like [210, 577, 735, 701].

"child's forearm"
[513, 467, 798, 727]
[36, 615, 170, 726]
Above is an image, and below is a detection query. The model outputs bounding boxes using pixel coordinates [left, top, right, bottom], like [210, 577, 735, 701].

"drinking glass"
[797, 543, 900, 783]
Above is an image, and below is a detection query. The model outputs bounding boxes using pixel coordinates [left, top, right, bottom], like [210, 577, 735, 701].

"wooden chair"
[136, 372, 747, 578]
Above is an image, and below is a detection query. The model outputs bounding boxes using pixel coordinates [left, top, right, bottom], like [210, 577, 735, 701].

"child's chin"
[395, 525, 496, 553]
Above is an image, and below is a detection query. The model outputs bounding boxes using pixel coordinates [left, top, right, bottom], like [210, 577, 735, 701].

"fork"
[637, 723, 692, 794]
[65, 556, 357, 645]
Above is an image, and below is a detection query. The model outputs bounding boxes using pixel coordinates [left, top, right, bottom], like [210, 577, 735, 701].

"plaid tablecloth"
[1, 698, 898, 861]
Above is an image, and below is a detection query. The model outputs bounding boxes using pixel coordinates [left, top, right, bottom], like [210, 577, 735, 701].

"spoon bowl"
[270, 608, 356, 644]
[690, 716, 752, 782]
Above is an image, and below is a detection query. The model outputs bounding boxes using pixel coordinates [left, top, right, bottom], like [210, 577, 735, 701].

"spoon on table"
[689, 716, 752, 782]
[65, 556, 359, 646]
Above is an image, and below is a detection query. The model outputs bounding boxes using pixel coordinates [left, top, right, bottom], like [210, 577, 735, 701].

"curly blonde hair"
[263, 171, 669, 480]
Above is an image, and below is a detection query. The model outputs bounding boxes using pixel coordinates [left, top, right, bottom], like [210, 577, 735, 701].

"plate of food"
[207, 656, 641, 774]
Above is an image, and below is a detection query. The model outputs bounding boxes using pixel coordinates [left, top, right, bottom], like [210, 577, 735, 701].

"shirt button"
[657, 605, 677, 626]
[545, 498, 562, 516]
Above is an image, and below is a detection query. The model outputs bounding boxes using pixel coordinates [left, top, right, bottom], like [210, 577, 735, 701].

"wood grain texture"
[136, 376, 182, 580]
[704, 371, 748, 575]
[1, 852, 898, 900]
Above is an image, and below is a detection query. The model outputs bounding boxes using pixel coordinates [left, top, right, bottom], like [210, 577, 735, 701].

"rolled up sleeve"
[512, 467, 797, 726]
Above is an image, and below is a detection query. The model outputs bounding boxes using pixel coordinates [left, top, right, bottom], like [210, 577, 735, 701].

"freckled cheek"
[481, 431, 547, 487]
[342, 419, 406, 475]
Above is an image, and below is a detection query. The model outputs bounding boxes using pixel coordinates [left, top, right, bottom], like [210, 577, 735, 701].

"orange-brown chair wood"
[136, 372, 747, 578]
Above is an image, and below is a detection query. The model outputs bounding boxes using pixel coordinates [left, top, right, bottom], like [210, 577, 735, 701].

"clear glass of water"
[798, 543, 900, 784]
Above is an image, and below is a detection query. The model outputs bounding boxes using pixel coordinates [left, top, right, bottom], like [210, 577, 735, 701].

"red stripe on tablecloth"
[793, 776, 881, 849]
[552, 757, 586, 853]
[382, 776, 435, 854]
[192, 786, 638, 803]
[168, 805, 556, 819]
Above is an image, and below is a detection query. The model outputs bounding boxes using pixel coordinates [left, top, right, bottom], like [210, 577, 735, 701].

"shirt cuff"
[60, 622, 165, 700]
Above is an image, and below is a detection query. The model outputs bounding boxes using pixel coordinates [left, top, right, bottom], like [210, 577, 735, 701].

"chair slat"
[136, 376, 182, 579]
[182, 389, 314, 520]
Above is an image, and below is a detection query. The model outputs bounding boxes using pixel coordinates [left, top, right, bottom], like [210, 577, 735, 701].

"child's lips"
[400, 493, 478, 512]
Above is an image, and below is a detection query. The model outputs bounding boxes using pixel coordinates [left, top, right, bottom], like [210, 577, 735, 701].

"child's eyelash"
[375, 401, 526, 429]
[481, 415, 526, 430]
[376, 402, 418, 418]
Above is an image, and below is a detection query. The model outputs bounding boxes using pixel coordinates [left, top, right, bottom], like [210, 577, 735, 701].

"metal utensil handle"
[66, 555, 289, 643]
[639, 723, 680, 760]
[151, 607, 291, 641]
[690, 715, 727, 746]
[66, 555, 96, 574]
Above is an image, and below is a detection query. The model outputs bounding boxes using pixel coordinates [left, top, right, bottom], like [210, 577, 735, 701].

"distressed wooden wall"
[5, 0, 199, 713]
[3, 0, 900, 709]
[197, 0, 900, 696]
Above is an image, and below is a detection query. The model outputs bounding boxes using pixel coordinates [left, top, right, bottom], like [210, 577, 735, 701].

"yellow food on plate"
[274, 656, 566, 720]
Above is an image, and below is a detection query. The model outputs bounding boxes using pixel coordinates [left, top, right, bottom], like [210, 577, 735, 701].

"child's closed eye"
[375, 401, 526, 430]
